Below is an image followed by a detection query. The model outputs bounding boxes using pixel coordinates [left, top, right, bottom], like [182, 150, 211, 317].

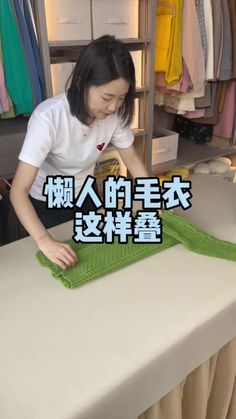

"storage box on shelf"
[152, 128, 179, 166]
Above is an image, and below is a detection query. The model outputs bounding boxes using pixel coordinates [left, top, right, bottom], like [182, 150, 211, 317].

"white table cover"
[0, 175, 236, 419]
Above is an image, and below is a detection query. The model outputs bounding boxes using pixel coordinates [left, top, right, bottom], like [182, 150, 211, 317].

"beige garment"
[182, 0, 205, 92]
[139, 337, 236, 419]
[154, 91, 196, 112]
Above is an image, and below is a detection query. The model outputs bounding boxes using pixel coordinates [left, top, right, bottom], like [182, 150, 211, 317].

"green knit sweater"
[37, 212, 236, 289]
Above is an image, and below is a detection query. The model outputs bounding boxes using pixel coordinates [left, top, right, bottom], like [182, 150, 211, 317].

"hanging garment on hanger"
[12, 0, 43, 106]
[182, 0, 205, 92]
[0, 56, 9, 113]
[213, 81, 236, 138]
[185, 109, 205, 119]
[195, 83, 211, 108]
[23, 0, 45, 100]
[227, 0, 236, 79]
[0, 93, 15, 118]
[9, 0, 36, 108]
[0, 0, 33, 115]
[179, 60, 191, 93]
[25, 0, 38, 41]
[203, 0, 214, 80]
[0, 33, 15, 118]
[195, 0, 207, 64]
[211, 0, 223, 80]
[219, 1, 233, 81]
[191, 82, 226, 125]
[155, 92, 196, 113]
[155, 3, 175, 73]
[162, 0, 183, 85]
[204, 82, 217, 118]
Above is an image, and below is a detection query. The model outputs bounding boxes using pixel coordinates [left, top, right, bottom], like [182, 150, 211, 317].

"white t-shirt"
[19, 93, 134, 201]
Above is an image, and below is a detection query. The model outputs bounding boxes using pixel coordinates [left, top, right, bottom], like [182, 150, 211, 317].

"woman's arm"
[10, 161, 77, 270]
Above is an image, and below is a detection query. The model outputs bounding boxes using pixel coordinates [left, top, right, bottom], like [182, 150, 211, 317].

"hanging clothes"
[203, 0, 214, 80]
[155, 3, 174, 73]
[219, 0, 233, 80]
[195, 0, 207, 64]
[0, 53, 9, 113]
[227, 0, 236, 78]
[158, 0, 183, 85]
[213, 81, 236, 138]
[0, 33, 15, 118]
[0, 0, 33, 115]
[12, 0, 43, 106]
[22, 0, 45, 101]
[154, 0, 236, 143]
[182, 0, 205, 92]
[211, 0, 223, 80]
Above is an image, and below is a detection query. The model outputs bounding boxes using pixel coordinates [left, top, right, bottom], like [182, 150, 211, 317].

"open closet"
[152, 0, 236, 175]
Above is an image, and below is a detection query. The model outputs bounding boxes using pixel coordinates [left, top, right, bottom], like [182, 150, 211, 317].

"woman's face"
[86, 78, 129, 121]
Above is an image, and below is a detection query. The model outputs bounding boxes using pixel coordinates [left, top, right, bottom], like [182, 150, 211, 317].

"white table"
[0, 175, 236, 419]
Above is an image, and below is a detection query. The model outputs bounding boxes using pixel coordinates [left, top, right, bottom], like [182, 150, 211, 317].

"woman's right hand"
[37, 233, 78, 270]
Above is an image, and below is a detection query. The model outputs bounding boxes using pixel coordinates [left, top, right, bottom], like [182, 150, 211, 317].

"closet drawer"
[51, 63, 76, 96]
[152, 128, 179, 165]
[44, 0, 92, 41]
[91, 0, 139, 39]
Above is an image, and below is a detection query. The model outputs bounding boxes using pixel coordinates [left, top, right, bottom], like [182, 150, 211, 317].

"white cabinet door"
[92, 0, 139, 39]
[44, 0, 92, 41]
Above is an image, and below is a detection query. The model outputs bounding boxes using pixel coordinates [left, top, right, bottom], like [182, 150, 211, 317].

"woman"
[10, 35, 149, 270]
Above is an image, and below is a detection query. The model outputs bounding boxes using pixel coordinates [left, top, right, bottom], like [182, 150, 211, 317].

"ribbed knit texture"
[36, 212, 236, 289]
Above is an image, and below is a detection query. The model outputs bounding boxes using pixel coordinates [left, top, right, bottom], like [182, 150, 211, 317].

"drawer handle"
[57, 18, 82, 24]
[106, 18, 129, 24]
[156, 147, 169, 153]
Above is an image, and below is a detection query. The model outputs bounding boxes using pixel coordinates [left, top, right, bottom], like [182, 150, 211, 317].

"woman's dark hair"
[67, 35, 136, 127]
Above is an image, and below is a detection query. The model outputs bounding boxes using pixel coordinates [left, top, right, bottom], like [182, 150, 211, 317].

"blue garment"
[12, 0, 43, 105]
[23, 0, 45, 101]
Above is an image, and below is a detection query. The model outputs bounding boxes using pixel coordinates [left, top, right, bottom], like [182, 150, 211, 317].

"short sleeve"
[110, 117, 134, 149]
[18, 110, 55, 168]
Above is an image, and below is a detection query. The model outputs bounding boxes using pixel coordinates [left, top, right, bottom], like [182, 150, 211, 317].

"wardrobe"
[153, 0, 236, 174]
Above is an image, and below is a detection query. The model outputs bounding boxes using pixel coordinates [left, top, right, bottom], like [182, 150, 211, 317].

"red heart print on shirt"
[97, 143, 105, 151]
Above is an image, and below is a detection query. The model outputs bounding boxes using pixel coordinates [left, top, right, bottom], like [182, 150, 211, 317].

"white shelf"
[49, 38, 151, 49]
[152, 137, 236, 175]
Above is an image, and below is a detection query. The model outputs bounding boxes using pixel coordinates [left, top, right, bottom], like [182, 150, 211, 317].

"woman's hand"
[37, 233, 78, 270]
